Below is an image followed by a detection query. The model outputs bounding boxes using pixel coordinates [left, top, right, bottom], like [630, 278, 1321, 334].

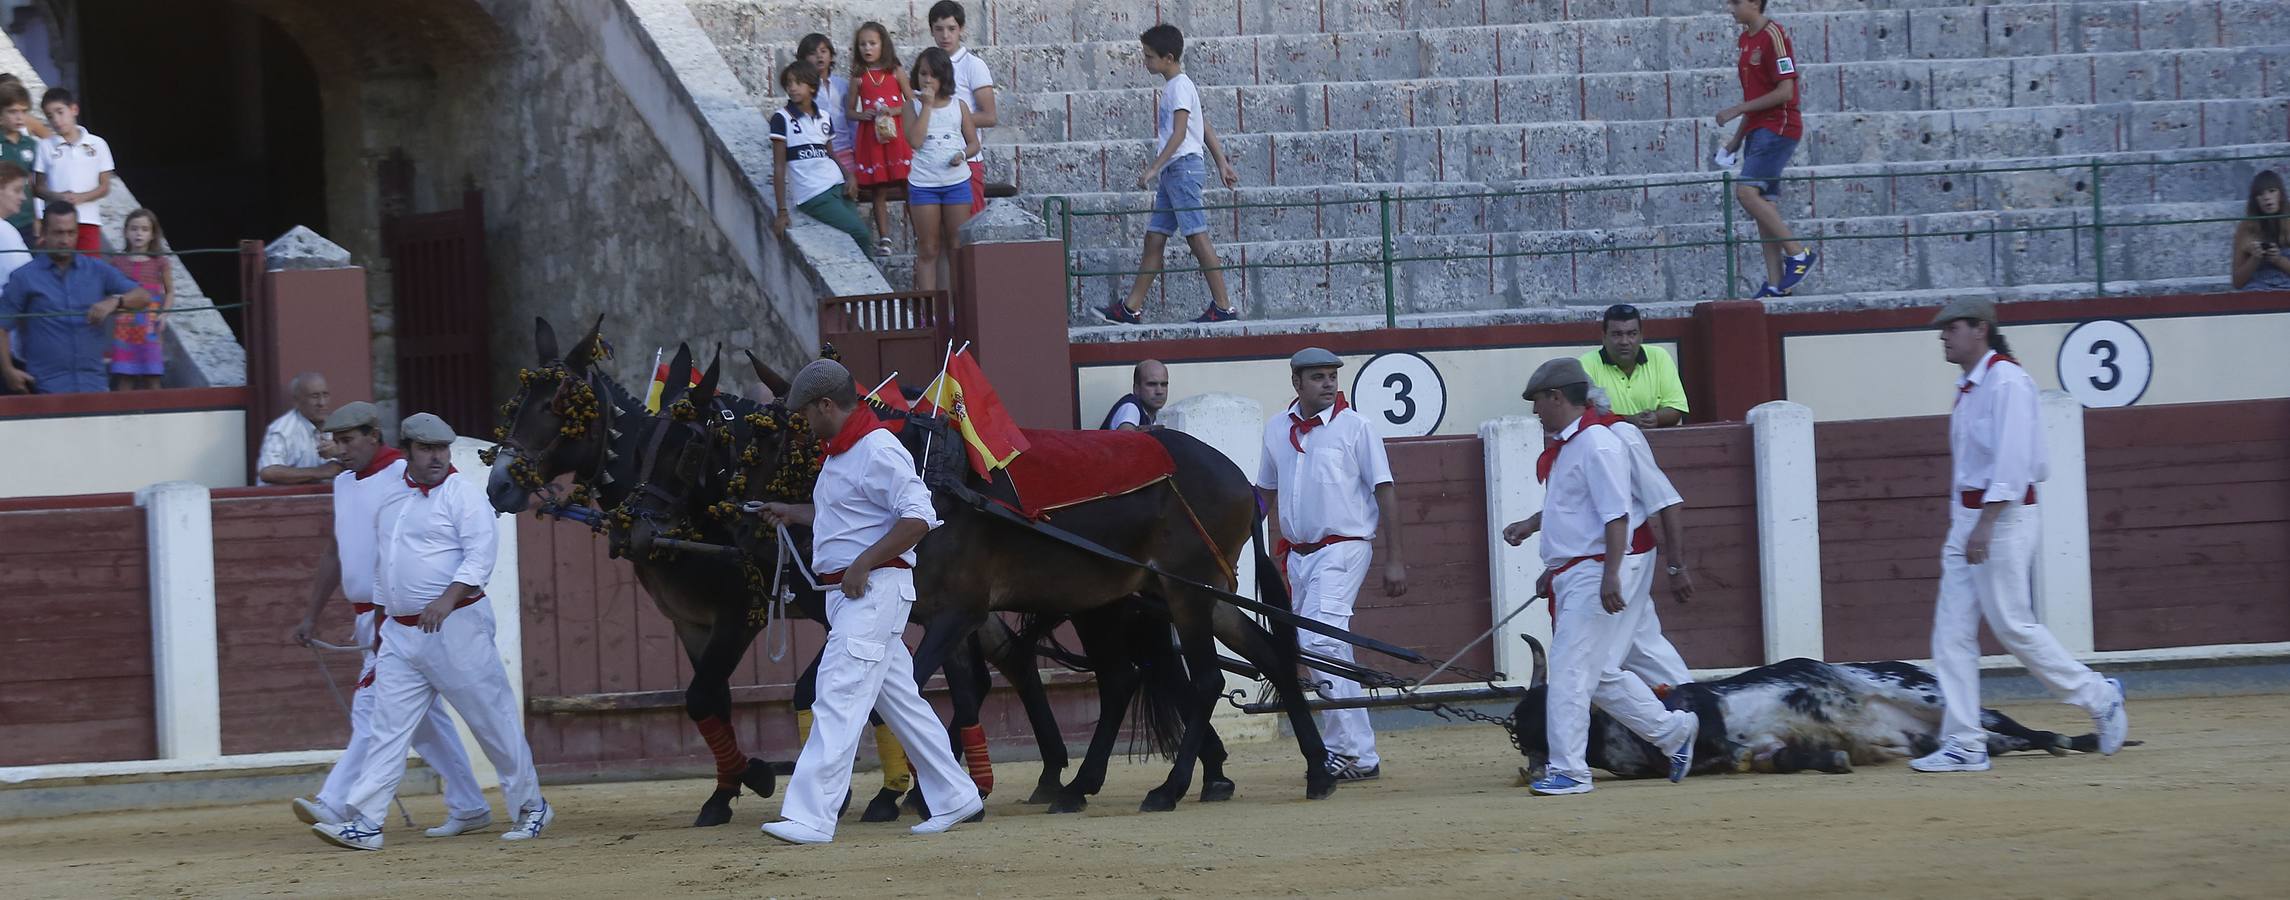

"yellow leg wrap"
[874, 723, 913, 793]
[795, 709, 815, 749]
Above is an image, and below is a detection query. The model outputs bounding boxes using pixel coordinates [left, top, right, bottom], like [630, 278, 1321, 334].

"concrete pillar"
[1157, 392, 1276, 742]
[1749, 401, 1824, 663]
[2034, 390, 2096, 653]
[1478, 416, 1552, 684]
[135, 481, 222, 760]
[441, 438, 525, 784]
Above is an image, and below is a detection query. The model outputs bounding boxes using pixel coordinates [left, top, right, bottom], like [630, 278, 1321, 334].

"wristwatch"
[1665, 565, 1684, 576]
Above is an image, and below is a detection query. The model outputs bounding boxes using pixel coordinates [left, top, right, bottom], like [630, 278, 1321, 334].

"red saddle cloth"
[999, 428, 1176, 519]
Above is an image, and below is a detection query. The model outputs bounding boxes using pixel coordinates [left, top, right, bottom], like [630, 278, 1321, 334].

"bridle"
[483, 361, 620, 497]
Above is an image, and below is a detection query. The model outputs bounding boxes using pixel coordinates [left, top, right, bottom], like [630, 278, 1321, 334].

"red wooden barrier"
[210, 493, 364, 755]
[1644, 425, 1765, 669]
[0, 504, 156, 765]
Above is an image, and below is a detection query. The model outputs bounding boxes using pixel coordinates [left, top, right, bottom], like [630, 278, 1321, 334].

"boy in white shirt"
[928, 2, 996, 215]
[771, 61, 873, 255]
[1101, 24, 1242, 326]
[31, 88, 111, 254]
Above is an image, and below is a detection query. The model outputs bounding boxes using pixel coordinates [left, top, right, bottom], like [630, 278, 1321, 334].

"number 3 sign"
[1350, 352, 1446, 437]
[2055, 319, 2151, 408]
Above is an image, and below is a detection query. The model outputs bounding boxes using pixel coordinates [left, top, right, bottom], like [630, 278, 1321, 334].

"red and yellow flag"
[922, 349, 1029, 477]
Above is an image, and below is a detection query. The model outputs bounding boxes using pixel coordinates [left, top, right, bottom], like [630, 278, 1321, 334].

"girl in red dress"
[846, 21, 910, 258]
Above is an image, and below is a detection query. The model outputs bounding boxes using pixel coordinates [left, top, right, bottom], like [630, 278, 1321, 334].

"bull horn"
[1519, 634, 1547, 689]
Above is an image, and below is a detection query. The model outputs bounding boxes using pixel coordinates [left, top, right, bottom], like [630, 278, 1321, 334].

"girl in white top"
[899, 47, 978, 293]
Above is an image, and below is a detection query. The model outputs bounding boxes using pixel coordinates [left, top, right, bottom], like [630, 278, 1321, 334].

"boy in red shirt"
[1716, 0, 1816, 298]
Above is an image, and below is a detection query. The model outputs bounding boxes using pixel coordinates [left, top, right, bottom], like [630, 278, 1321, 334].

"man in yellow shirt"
[1577, 304, 1688, 427]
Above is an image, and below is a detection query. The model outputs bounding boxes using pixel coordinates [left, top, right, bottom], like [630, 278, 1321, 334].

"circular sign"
[1350, 352, 1446, 437]
[2055, 319, 2151, 408]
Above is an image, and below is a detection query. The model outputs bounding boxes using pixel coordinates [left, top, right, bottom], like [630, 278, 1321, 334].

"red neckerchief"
[823, 404, 891, 457]
[1287, 393, 1350, 452]
[404, 466, 457, 497]
[354, 446, 405, 481]
[1954, 352, 2017, 408]
[1536, 410, 1625, 484]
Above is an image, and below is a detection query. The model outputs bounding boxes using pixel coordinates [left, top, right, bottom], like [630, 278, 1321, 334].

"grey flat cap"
[1289, 347, 1342, 370]
[1930, 297, 1997, 326]
[787, 358, 852, 410]
[1523, 357, 1591, 397]
[321, 400, 380, 433]
[400, 412, 458, 445]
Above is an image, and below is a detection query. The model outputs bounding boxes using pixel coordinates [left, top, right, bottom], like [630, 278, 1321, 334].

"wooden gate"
[385, 189, 490, 433]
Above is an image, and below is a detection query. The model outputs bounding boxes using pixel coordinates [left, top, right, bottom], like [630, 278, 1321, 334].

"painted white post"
[447, 438, 524, 784]
[2034, 391, 2095, 653]
[1158, 392, 1277, 742]
[1748, 401, 1824, 663]
[135, 481, 222, 759]
[1479, 416, 1550, 683]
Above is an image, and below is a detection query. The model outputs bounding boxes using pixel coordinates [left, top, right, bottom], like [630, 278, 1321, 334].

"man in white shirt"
[929, 1, 996, 215]
[1912, 298, 2128, 773]
[1099, 359, 1168, 430]
[1256, 347, 1408, 782]
[256, 372, 345, 485]
[754, 359, 982, 844]
[286, 401, 488, 838]
[1511, 357, 1696, 797]
[312, 413, 552, 850]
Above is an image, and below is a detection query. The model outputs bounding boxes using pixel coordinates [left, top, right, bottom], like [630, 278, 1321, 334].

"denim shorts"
[1739, 128, 1798, 198]
[908, 179, 973, 207]
[1147, 154, 1209, 237]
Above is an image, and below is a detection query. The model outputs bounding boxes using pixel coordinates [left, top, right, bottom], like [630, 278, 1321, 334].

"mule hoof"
[1305, 774, 1338, 801]
[901, 787, 932, 820]
[1199, 778, 1236, 803]
[860, 787, 904, 822]
[1023, 776, 1063, 805]
[1138, 790, 1180, 813]
[692, 787, 739, 827]
[740, 757, 777, 798]
[1046, 794, 1088, 815]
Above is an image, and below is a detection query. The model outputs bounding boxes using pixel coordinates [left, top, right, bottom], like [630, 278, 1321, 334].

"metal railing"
[1043, 149, 2289, 327]
[0, 246, 251, 320]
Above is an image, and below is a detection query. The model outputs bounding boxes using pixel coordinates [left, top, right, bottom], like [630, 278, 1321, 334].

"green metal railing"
[1044, 149, 2289, 328]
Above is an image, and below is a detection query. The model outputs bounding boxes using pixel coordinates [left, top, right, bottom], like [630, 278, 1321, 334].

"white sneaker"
[291, 796, 339, 826]
[312, 820, 384, 851]
[909, 795, 984, 835]
[425, 810, 494, 837]
[1666, 714, 1700, 783]
[499, 801, 553, 841]
[1910, 741, 1991, 773]
[2094, 677, 2129, 756]
[760, 819, 833, 845]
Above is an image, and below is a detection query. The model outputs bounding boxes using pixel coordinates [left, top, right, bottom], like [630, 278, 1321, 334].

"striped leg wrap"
[695, 715, 744, 790]
[958, 724, 994, 796]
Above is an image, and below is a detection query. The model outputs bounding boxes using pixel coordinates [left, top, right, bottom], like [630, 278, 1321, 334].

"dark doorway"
[79, 0, 326, 333]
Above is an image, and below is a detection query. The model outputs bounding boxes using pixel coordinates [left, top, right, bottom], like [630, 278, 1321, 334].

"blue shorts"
[908, 179, 973, 207]
[1739, 128, 1798, 198]
[1147, 154, 1209, 237]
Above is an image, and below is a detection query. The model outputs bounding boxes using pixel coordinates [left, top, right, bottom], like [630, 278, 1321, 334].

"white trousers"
[777, 569, 978, 837]
[346, 601, 543, 828]
[1933, 503, 2109, 748]
[1290, 541, 1379, 768]
[315, 609, 487, 820]
[1545, 552, 1695, 783]
[1623, 553, 1693, 691]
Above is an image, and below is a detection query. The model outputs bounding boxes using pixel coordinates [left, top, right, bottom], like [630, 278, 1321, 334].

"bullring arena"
[3, 0, 2289, 897]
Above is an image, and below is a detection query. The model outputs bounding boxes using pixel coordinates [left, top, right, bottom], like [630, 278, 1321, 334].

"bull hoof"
[1199, 778, 1236, 803]
[1818, 750, 1854, 774]
[2045, 734, 2073, 757]
[860, 787, 904, 822]
[692, 787, 738, 827]
[1305, 773, 1338, 801]
[740, 757, 777, 798]
[1046, 794, 1088, 815]
[1138, 789, 1180, 813]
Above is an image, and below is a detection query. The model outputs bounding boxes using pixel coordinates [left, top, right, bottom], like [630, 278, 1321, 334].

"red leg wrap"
[959, 724, 994, 796]
[695, 715, 744, 790]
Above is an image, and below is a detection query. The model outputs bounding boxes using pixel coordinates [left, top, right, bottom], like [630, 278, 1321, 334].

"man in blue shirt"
[0, 202, 148, 394]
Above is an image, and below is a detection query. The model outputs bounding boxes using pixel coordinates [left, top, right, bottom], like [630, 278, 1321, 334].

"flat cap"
[787, 358, 852, 410]
[1289, 347, 1342, 370]
[399, 412, 457, 445]
[321, 400, 380, 433]
[1930, 296, 1997, 326]
[1523, 357, 1591, 397]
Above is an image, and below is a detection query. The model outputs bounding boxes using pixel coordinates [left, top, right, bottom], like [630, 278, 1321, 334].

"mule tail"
[1125, 615, 1190, 761]
[1255, 517, 1303, 679]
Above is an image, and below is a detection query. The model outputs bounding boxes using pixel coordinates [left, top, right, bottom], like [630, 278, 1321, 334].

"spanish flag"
[858, 375, 909, 431]
[644, 352, 703, 413]
[921, 348, 1029, 478]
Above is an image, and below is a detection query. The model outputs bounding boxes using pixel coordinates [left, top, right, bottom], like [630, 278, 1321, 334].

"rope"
[300, 637, 416, 828]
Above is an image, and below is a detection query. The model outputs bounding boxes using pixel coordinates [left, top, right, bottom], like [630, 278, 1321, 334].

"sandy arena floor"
[4, 694, 2286, 899]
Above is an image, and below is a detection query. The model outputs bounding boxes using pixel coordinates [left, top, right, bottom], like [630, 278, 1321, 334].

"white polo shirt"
[373, 471, 499, 617]
[811, 427, 940, 575]
[332, 450, 413, 605]
[33, 128, 113, 226]
[948, 47, 994, 163]
[1254, 401, 1394, 544]
[1950, 351, 2047, 503]
[769, 102, 844, 205]
[1608, 421, 1684, 523]
[1537, 419, 1638, 566]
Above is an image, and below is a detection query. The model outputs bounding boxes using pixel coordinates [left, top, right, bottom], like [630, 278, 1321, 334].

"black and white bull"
[1506, 636, 2111, 780]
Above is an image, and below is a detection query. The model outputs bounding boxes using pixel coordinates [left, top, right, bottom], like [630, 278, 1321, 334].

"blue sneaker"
[1528, 773, 1593, 796]
[1190, 303, 1239, 323]
[1667, 715, 1700, 784]
[1777, 249, 1817, 292]
[1755, 282, 1790, 299]
[1097, 301, 1144, 325]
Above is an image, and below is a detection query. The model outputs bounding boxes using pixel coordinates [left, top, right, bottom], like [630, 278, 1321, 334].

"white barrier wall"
[1749, 401, 1826, 663]
[0, 410, 247, 498]
[1478, 416, 1552, 684]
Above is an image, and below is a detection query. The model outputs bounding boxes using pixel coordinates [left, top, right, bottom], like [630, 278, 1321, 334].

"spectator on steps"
[1579, 304, 1688, 428]
[0, 162, 27, 390]
[109, 208, 170, 390]
[0, 202, 148, 395]
[258, 372, 346, 486]
[927, 2, 995, 217]
[800, 33, 857, 190]
[32, 88, 112, 254]
[2232, 170, 2290, 291]
[847, 21, 909, 259]
[900, 47, 979, 294]
[1099, 359, 1169, 430]
[1099, 24, 1244, 326]
[0, 80, 38, 245]
[1716, 0, 1816, 299]
[771, 60, 874, 257]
